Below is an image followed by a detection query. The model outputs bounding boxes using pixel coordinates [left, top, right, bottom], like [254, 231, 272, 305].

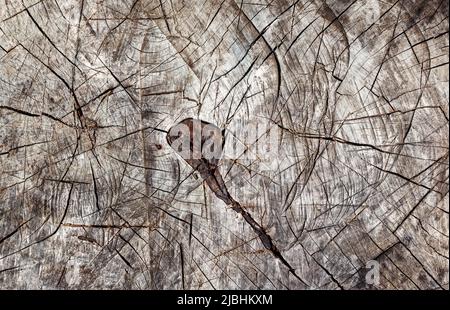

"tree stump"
[0, 0, 448, 289]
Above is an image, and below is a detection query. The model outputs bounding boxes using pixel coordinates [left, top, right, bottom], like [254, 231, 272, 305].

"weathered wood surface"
[0, 0, 448, 289]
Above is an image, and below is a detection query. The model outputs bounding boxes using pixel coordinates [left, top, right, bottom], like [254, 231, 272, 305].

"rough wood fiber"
[0, 0, 448, 289]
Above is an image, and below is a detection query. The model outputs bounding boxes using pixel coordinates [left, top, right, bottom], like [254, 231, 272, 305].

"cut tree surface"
[0, 0, 448, 289]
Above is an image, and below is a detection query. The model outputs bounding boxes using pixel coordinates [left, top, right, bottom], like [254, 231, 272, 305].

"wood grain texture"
[0, 0, 448, 289]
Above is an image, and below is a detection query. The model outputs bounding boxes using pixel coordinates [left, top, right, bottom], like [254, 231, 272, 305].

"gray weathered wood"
[0, 0, 448, 289]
